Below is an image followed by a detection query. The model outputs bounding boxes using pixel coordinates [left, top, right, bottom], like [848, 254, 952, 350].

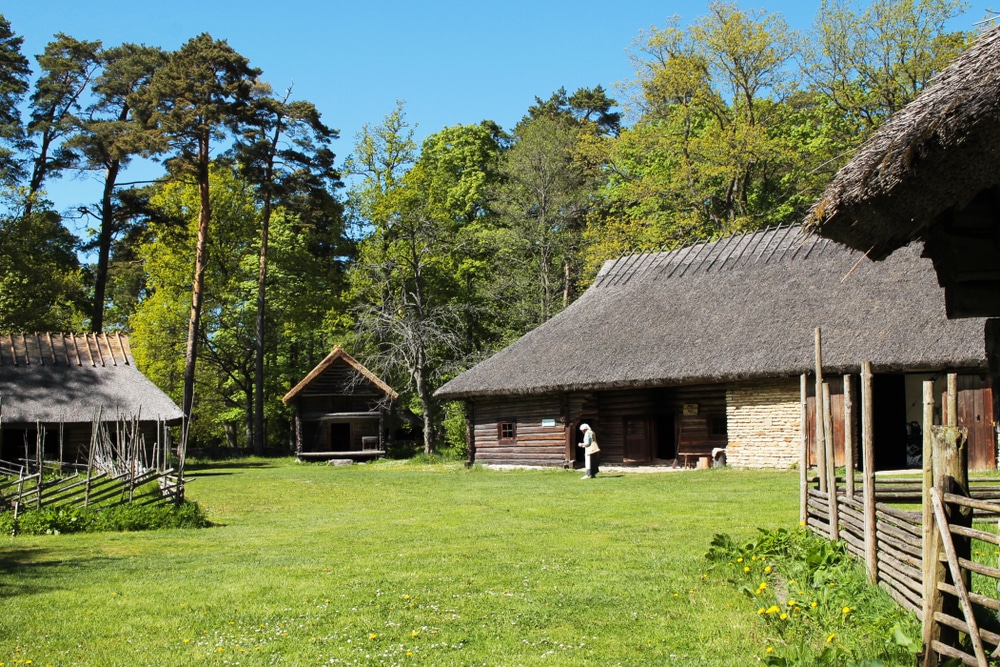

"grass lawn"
[1, 460, 807, 666]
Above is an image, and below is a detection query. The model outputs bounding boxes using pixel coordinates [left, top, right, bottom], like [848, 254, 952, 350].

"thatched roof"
[806, 24, 1000, 257]
[0, 333, 184, 424]
[283, 346, 398, 405]
[435, 226, 988, 400]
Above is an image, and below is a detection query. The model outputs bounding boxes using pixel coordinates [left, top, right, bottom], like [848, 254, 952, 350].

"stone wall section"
[726, 378, 802, 469]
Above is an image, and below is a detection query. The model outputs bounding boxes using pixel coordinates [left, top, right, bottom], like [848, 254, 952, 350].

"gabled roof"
[282, 346, 398, 405]
[0, 333, 184, 424]
[435, 226, 988, 400]
[807, 24, 1000, 256]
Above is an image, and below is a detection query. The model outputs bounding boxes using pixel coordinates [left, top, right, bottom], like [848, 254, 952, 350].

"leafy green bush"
[706, 527, 920, 666]
[2, 501, 210, 536]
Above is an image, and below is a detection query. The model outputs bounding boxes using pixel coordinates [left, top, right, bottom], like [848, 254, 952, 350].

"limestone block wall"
[726, 378, 802, 469]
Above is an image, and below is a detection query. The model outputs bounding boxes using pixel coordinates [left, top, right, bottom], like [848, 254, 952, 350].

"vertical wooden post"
[947, 373, 958, 428]
[465, 401, 476, 467]
[921, 380, 936, 661]
[815, 328, 827, 494]
[800, 374, 808, 525]
[925, 422, 970, 662]
[824, 382, 839, 540]
[861, 362, 877, 583]
[844, 374, 855, 498]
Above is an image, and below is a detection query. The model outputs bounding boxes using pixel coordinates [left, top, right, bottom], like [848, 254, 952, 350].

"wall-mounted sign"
[541, 418, 556, 427]
[683, 403, 699, 416]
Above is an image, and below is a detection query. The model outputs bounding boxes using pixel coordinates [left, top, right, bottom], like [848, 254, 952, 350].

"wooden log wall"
[472, 396, 567, 467]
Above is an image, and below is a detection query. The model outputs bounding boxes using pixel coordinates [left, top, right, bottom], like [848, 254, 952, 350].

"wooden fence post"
[824, 382, 839, 540]
[815, 328, 827, 494]
[844, 374, 855, 499]
[921, 381, 935, 662]
[861, 362, 876, 583]
[923, 422, 971, 666]
[800, 374, 808, 525]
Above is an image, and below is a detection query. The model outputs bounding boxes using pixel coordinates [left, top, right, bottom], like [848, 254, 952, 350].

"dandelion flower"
[811, 601, 818, 608]
[842, 606, 851, 614]
[758, 608, 766, 615]
[780, 613, 788, 620]
[744, 566, 751, 573]
[766, 605, 780, 614]
[764, 566, 772, 573]
[737, 557, 743, 563]
[758, 582, 767, 591]
[412, 631, 420, 638]
[370, 633, 378, 640]
[827, 633, 836, 643]
[766, 647, 774, 653]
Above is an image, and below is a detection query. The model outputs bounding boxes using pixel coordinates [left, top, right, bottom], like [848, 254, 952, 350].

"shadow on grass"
[0, 547, 120, 598]
[185, 461, 277, 472]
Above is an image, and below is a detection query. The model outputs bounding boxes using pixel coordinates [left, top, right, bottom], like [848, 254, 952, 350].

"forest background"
[0, 0, 988, 455]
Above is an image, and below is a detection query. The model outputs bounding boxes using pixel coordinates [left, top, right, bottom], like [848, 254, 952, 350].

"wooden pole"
[844, 374, 855, 498]
[800, 374, 808, 525]
[924, 422, 970, 665]
[824, 382, 839, 540]
[947, 373, 958, 428]
[815, 328, 827, 493]
[921, 380, 935, 657]
[862, 362, 876, 583]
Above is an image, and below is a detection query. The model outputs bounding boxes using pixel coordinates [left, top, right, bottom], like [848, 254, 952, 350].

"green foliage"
[706, 527, 920, 665]
[2, 500, 209, 536]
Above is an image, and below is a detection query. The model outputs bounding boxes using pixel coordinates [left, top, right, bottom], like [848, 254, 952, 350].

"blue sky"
[5, 0, 994, 226]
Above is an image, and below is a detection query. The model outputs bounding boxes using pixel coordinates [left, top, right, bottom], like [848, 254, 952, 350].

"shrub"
[706, 527, 920, 666]
[2, 501, 211, 536]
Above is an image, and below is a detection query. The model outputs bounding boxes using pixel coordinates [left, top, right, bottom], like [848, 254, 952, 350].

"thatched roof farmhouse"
[0, 333, 183, 467]
[283, 346, 397, 461]
[437, 226, 995, 470]
[807, 24, 1000, 319]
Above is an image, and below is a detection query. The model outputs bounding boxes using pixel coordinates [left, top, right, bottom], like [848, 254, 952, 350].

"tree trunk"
[91, 158, 121, 332]
[181, 135, 211, 439]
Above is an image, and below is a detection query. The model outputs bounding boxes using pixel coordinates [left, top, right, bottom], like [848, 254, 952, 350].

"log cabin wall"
[472, 396, 567, 466]
[726, 378, 802, 469]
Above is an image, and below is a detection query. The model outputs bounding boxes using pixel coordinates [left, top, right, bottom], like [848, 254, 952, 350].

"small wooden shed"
[283, 346, 398, 461]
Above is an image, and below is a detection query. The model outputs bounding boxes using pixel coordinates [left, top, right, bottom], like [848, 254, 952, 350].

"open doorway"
[330, 423, 352, 451]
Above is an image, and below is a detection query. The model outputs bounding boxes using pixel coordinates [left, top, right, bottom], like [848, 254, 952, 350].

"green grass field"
[0, 460, 855, 666]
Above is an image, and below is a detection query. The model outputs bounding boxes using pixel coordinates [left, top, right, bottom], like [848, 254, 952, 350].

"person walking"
[579, 423, 599, 479]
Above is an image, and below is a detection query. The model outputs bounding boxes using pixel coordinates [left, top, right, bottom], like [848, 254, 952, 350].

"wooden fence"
[803, 345, 1000, 666]
[1, 466, 183, 517]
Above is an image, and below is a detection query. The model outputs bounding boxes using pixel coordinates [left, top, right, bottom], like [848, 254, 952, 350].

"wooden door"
[623, 417, 651, 463]
[958, 375, 996, 471]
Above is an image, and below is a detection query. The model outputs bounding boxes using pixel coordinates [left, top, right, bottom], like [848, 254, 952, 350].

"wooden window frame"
[498, 420, 517, 444]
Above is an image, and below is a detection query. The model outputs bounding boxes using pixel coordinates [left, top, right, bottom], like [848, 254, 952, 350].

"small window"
[709, 415, 727, 436]
[498, 421, 516, 443]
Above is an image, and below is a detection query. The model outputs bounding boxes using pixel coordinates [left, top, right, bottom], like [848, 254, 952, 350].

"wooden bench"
[674, 443, 725, 469]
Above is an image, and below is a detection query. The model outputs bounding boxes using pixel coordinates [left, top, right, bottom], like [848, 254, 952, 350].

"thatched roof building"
[0, 333, 183, 466]
[807, 24, 1000, 318]
[437, 226, 994, 470]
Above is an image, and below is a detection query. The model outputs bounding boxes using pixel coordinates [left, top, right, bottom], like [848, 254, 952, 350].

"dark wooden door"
[958, 375, 996, 471]
[623, 417, 651, 463]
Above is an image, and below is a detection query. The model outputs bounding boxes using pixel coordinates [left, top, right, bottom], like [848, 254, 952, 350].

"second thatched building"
[435, 226, 995, 471]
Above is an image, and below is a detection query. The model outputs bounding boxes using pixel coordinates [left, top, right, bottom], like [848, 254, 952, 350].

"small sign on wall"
[683, 403, 699, 416]
[541, 418, 556, 427]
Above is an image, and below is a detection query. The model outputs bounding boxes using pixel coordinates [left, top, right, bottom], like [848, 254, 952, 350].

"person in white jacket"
[579, 423, 600, 479]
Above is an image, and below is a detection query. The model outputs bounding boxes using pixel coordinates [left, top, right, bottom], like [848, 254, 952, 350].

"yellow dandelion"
[766, 605, 780, 614]
[369, 633, 378, 640]
[737, 557, 743, 563]
[842, 606, 851, 614]
[412, 631, 420, 638]
[407, 652, 413, 657]
[403, 595, 410, 600]
[217, 647, 224, 653]
[780, 613, 788, 620]
[811, 601, 818, 608]
[764, 566, 772, 573]
[758, 582, 767, 591]
[744, 566, 751, 573]
[827, 633, 836, 643]
[751, 555, 757, 561]
[789, 580, 796, 586]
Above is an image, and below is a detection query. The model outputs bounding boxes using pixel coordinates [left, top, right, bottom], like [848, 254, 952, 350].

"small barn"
[435, 226, 995, 471]
[283, 346, 397, 460]
[0, 333, 184, 468]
